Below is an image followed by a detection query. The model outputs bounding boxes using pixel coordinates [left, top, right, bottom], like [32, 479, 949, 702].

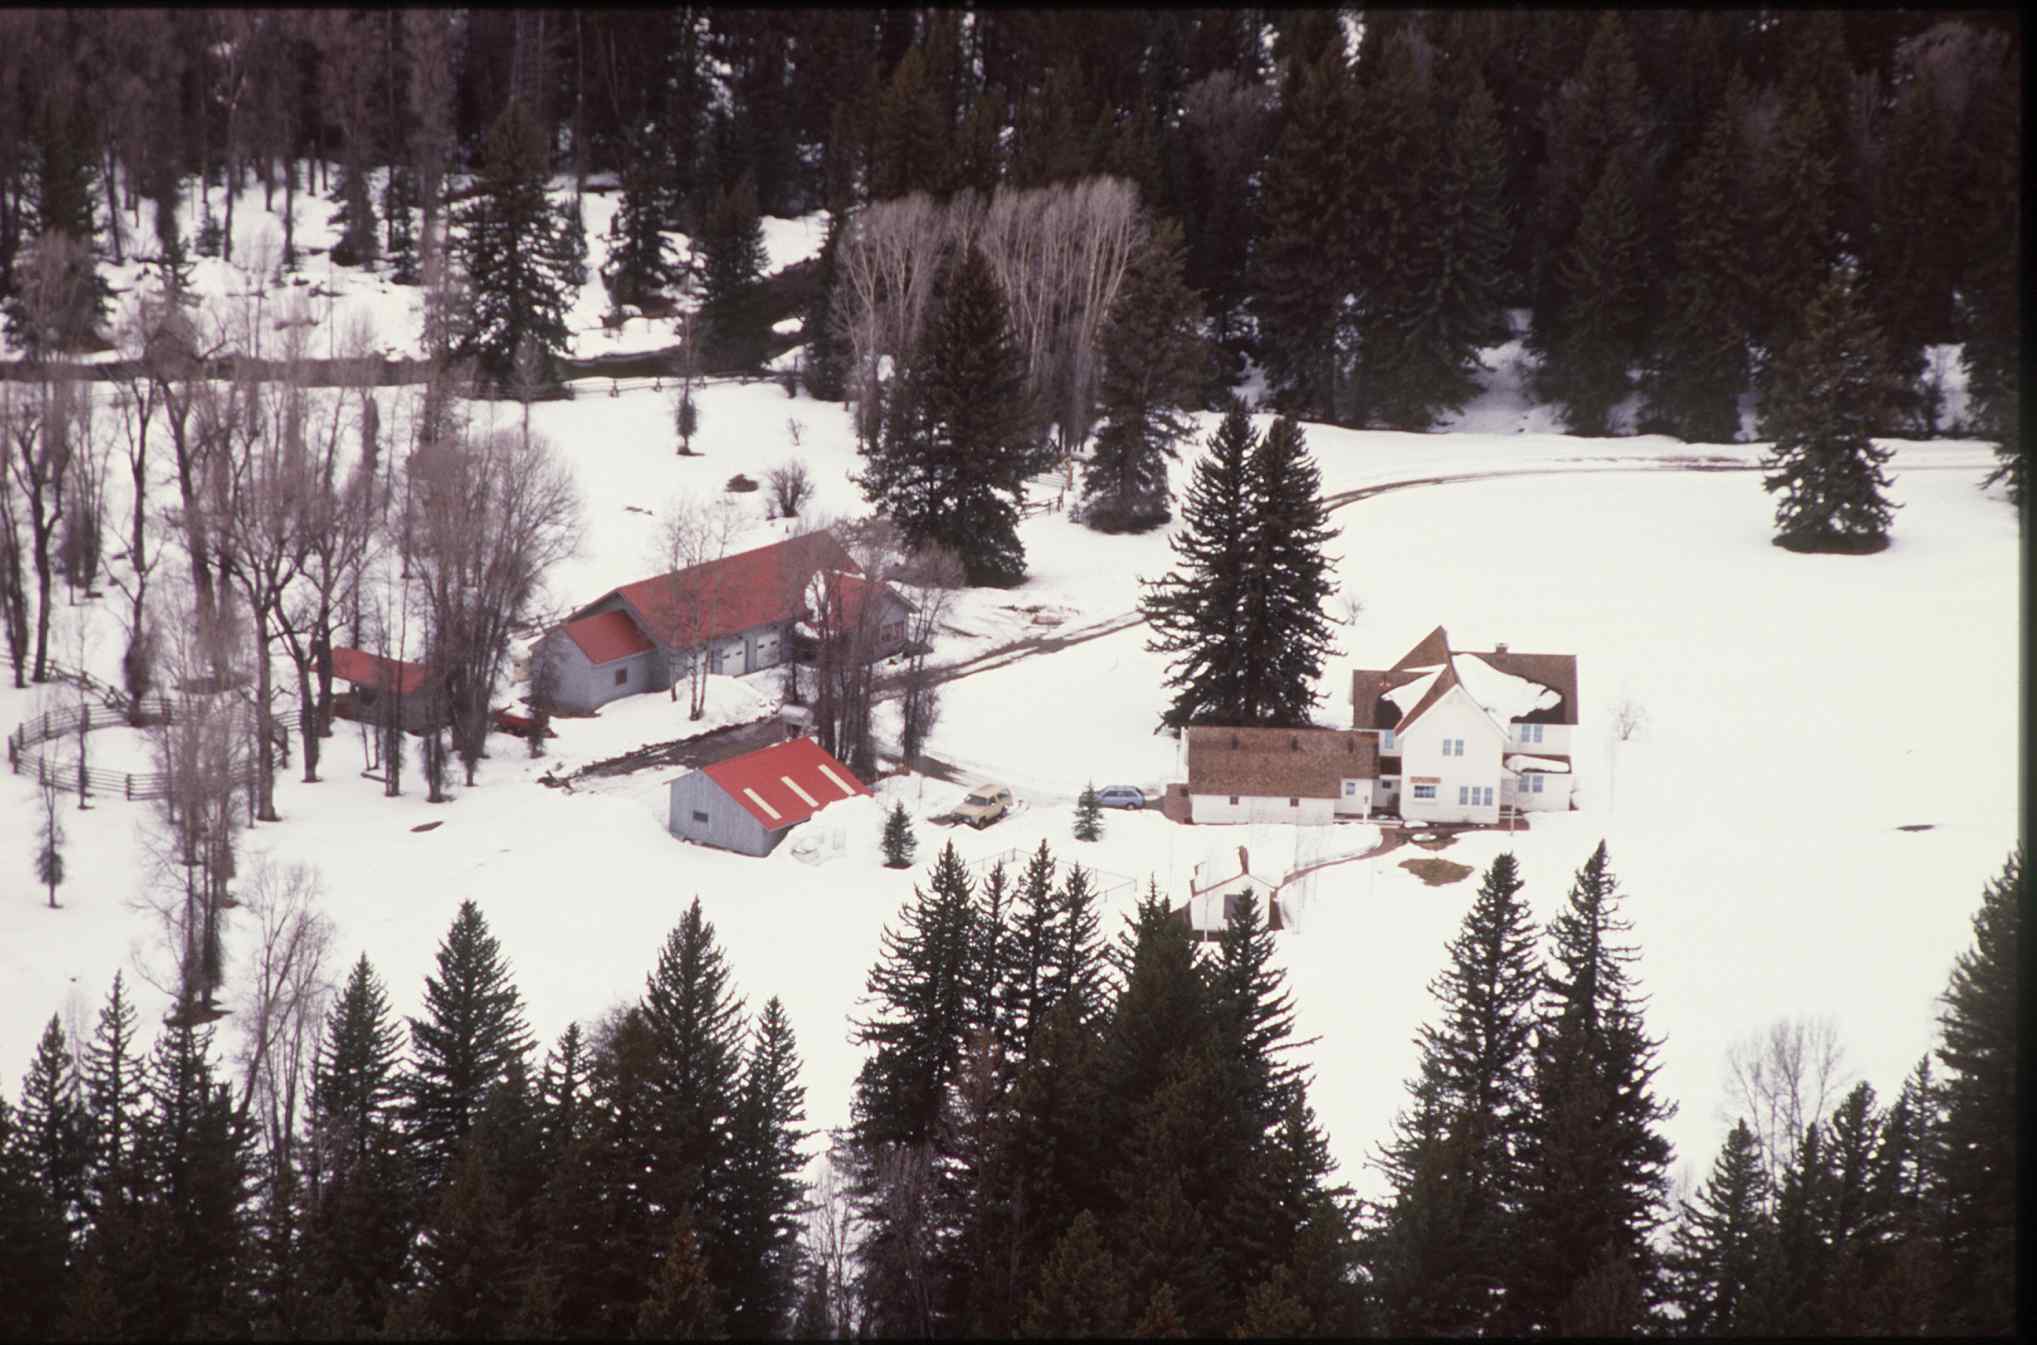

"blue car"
[1093, 785, 1146, 810]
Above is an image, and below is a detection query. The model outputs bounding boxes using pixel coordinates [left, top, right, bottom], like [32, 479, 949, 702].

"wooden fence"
[966, 846, 1137, 904]
[7, 687, 304, 804]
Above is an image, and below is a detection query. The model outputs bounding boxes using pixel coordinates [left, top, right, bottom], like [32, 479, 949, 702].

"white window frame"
[1458, 785, 1470, 805]
[1381, 729, 1396, 751]
[1530, 775, 1545, 794]
[1343, 781, 1357, 797]
[1412, 783, 1437, 800]
[1481, 786, 1494, 806]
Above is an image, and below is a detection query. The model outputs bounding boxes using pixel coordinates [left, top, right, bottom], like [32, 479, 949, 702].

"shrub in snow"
[725, 474, 758, 494]
[766, 460, 813, 519]
[881, 800, 918, 868]
[1074, 782, 1104, 842]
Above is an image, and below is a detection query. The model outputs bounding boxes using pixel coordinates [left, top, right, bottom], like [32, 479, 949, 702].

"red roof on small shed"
[330, 646, 435, 695]
[701, 736, 870, 832]
[563, 610, 655, 665]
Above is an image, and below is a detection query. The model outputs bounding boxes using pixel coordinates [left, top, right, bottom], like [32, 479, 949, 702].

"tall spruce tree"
[1747, 86, 1836, 368]
[1375, 852, 1540, 1334]
[452, 96, 579, 385]
[1757, 262, 1900, 553]
[15, 1014, 86, 1250]
[1641, 87, 1752, 443]
[1959, 60, 2022, 509]
[697, 170, 770, 369]
[404, 900, 536, 1192]
[1539, 147, 1648, 435]
[1512, 841, 1677, 1333]
[1142, 401, 1256, 729]
[1252, 42, 1356, 422]
[1241, 415, 1340, 726]
[639, 897, 748, 1313]
[0, 1088, 71, 1340]
[723, 997, 811, 1338]
[862, 243, 1044, 588]
[1664, 1118, 1772, 1335]
[1931, 847, 2019, 1333]
[802, 209, 849, 401]
[1083, 217, 1206, 532]
[603, 132, 678, 313]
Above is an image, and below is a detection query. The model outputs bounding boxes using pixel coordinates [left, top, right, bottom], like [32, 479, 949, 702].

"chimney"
[1237, 845, 1250, 876]
[1495, 641, 1509, 655]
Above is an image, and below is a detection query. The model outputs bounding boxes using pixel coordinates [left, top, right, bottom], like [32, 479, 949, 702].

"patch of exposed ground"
[1400, 857, 1476, 886]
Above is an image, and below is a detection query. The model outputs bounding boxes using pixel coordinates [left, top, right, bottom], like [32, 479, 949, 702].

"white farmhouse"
[1350, 626, 1579, 824]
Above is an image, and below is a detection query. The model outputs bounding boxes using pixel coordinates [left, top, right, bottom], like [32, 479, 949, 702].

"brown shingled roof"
[1465, 650, 1580, 725]
[1349, 666, 1428, 730]
[1392, 660, 1465, 735]
[1184, 726, 1379, 799]
[1392, 625, 1452, 672]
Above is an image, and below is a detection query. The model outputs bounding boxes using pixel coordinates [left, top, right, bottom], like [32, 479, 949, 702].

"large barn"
[666, 737, 871, 856]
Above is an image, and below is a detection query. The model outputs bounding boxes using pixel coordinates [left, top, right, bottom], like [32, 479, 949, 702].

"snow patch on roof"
[1456, 653, 1560, 723]
[1505, 753, 1572, 774]
[1381, 668, 1442, 714]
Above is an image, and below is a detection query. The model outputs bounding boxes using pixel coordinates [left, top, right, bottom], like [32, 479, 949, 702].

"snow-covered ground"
[0, 164, 2016, 1211]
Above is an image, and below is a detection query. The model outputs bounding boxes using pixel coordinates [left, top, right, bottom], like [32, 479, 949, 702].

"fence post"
[125, 774, 132, 801]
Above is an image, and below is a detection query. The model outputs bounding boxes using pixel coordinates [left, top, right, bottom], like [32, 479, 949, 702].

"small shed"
[667, 737, 870, 856]
[329, 647, 442, 732]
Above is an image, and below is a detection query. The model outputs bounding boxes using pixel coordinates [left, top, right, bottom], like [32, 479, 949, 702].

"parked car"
[1093, 785, 1146, 810]
[956, 783, 1014, 828]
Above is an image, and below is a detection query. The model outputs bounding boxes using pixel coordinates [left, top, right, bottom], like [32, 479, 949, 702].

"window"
[1458, 785, 1470, 805]
[1381, 729, 1395, 751]
[1412, 783, 1437, 800]
[614, 667, 628, 686]
[1441, 737, 1465, 757]
[1481, 786, 1494, 806]
[1289, 797, 1299, 807]
[1530, 775, 1545, 794]
[1229, 795, 1240, 805]
[1344, 781, 1357, 797]
[1518, 722, 1543, 744]
[691, 810, 709, 824]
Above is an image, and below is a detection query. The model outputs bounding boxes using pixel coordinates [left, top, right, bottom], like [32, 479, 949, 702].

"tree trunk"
[294, 655, 317, 783]
[252, 601, 280, 821]
[103, 147, 126, 263]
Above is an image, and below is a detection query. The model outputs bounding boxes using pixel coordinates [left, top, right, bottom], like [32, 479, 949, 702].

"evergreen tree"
[452, 96, 579, 385]
[1073, 782, 1104, 842]
[1819, 1079, 1883, 1332]
[1664, 1118, 1772, 1335]
[639, 898, 747, 1314]
[1082, 218, 1205, 532]
[1539, 147, 1648, 435]
[633, 1212, 724, 1339]
[534, 1020, 589, 1173]
[1513, 841, 1677, 1333]
[1959, 61, 2022, 509]
[697, 170, 770, 369]
[404, 899, 536, 1192]
[409, 1136, 517, 1338]
[0, 1088, 70, 1340]
[723, 997, 810, 1338]
[1747, 86, 1836, 367]
[1746, 1118, 1834, 1336]
[3, 70, 111, 355]
[1641, 87, 1753, 443]
[1020, 1210, 1130, 1336]
[1375, 852, 1539, 1334]
[862, 243, 1044, 587]
[1252, 42, 1357, 422]
[15, 1014, 86, 1248]
[304, 954, 414, 1329]
[802, 209, 849, 401]
[1241, 415, 1340, 726]
[881, 799, 918, 869]
[604, 133, 680, 313]
[1932, 847, 2019, 1333]
[1757, 262, 1900, 553]
[384, 163, 420, 285]
[72, 972, 148, 1332]
[1858, 1055, 1947, 1333]
[1142, 401, 1256, 729]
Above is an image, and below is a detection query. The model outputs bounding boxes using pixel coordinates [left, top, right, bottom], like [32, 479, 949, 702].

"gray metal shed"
[665, 736, 871, 857]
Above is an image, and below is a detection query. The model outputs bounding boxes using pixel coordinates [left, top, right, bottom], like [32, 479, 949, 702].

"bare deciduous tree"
[650, 494, 741, 719]
[1, 376, 76, 683]
[1723, 1014, 1850, 1199]
[58, 391, 108, 600]
[803, 1136, 863, 1339]
[107, 298, 171, 720]
[231, 857, 334, 1155]
[35, 768, 65, 908]
[766, 458, 814, 520]
[890, 543, 961, 771]
[1612, 697, 1647, 742]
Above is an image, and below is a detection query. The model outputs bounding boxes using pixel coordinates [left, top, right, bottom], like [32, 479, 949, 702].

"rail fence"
[7, 679, 305, 804]
[966, 846, 1138, 905]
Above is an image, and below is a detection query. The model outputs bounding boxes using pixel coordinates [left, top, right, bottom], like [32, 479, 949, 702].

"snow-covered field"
[0, 166, 2016, 1210]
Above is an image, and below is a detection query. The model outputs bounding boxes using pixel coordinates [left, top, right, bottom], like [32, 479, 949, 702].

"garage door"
[755, 631, 781, 667]
[720, 637, 748, 675]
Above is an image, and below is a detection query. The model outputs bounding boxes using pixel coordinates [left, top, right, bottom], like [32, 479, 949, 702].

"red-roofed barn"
[532, 531, 915, 714]
[667, 737, 872, 855]
[329, 647, 445, 732]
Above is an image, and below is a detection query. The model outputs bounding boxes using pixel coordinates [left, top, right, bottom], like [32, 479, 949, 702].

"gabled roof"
[821, 570, 913, 632]
[1354, 628, 1580, 735]
[699, 736, 870, 832]
[594, 531, 860, 649]
[562, 610, 655, 665]
[330, 646, 436, 696]
[1184, 726, 1379, 800]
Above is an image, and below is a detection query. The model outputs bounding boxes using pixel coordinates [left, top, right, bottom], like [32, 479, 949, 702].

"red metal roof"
[330, 646, 435, 695]
[824, 570, 913, 632]
[700, 736, 870, 832]
[601, 531, 859, 648]
[562, 610, 654, 665]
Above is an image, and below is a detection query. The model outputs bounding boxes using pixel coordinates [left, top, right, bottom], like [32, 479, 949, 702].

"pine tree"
[1020, 1210, 1131, 1336]
[1932, 846, 2019, 1332]
[452, 96, 579, 386]
[1142, 401, 1256, 729]
[862, 243, 1044, 588]
[698, 170, 770, 369]
[674, 386, 700, 453]
[0, 1088, 70, 1340]
[74, 972, 146, 1301]
[1072, 782, 1104, 841]
[639, 897, 747, 1314]
[1242, 415, 1340, 726]
[404, 900, 536, 1192]
[1513, 841, 1677, 1333]
[3, 70, 111, 355]
[1757, 262, 1900, 554]
[1859, 1055, 1947, 1333]
[303, 954, 414, 1329]
[1664, 1118, 1772, 1334]
[1082, 218, 1204, 532]
[802, 209, 849, 401]
[1539, 147, 1647, 435]
[384, 163, 420, 285]
[1252, 42, 1356, 423]
[1375, 852, 1540, 1334]
[1746, 1118, 1834, 1336]
[15, 1014, 86, 1248]
[1641, 87, 1753, 443]
[604, 132, 680, 313]
[410, 1137, 516, 1337]
[723, 997, 810, 1338]
[1748, 86, 1836, 368]
[633, 1212, 724, 1339]
[1819, 1079, 1883, 1332]
[881, 799, 918, 868]
[1959, 61, 2022, 509]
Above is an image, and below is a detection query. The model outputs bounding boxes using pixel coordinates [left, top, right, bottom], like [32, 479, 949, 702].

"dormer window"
[1517, 722, 1544, 744]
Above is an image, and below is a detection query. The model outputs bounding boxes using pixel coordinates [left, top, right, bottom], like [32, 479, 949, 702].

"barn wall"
[668, 771, 777, 855]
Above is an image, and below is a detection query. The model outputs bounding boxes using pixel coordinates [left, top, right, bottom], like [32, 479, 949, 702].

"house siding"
[1400, 687, 1506, 825]
[667, 771, 781, 856]
[1189, 794, 1337, 826]
[1334, 777, 1374, 818]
